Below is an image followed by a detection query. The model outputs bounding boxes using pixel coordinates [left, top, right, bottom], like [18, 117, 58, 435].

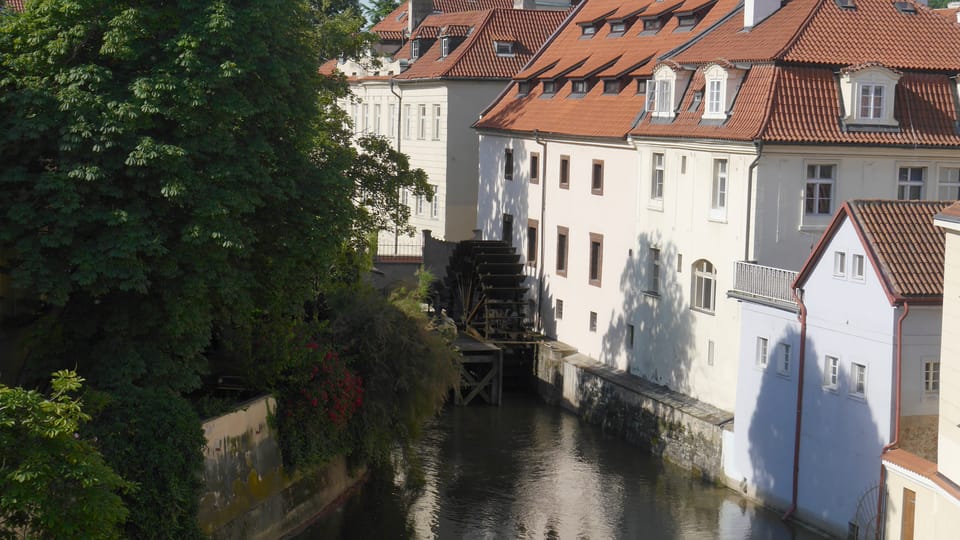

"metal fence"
[731, 261, 798, 305]
[375, 240, 423, 260]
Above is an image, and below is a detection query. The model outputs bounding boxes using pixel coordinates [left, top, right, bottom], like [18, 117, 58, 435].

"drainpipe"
[745, 140, 763, 262]
[783, 286, 807, 521]
[534, 129, 547, 333]
[876, 302, 909, 537]
[390, 79, 403, 255]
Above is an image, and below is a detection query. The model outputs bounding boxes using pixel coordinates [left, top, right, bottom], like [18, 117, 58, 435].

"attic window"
[676, 14, 698, 28]
[636, 79, 647, 95]
[494, 41, 515, 57]
[603, 80, 621, 94]
[441, 37, 451, 57]
[894, 1, 917, 14]
[609, 21, 627, 35]
[581, 24, 598, 37]
[839, 65, 901, 128]
[834, 0, 856, 8]
[642, 19, 662, 33]
[689, 91, 703, 112]
[411, 40, 421, 59]
[543, 79, 557, 95]
[571, 79, 590, 95]
[517, 81, 531, 96]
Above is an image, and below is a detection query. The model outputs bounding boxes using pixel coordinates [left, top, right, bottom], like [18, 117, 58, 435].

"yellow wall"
[938, 228, 960, 482]
[884, 465, 960, 540]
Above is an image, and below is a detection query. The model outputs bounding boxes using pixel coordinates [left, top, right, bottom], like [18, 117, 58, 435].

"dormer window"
[543, 79, 557, 95]
[642, 19, 662, 33]
[609, 21, 626, 35]
[647, 64, 691, 118]
[676, 14, 698, 29]
[839, 64, 900, 128]
[581, 24, 597, 37]
[440, 37, 451, 57]
[494, 41, 515, 57]
[636, 78, 647, 95]
[571, 79, 589, 95]
[517, 81, 532, 96]
[411, 40, 420, 59]
[706, 79, 722, 115]
[702, 64, 745, 121]
[603, 79, 620, 94]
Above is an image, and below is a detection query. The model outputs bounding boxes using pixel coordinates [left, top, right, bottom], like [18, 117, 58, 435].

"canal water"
[295, 394, 821, 539]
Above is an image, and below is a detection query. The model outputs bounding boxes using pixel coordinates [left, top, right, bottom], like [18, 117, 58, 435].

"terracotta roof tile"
[884, 449, 960, 503]
[849, 200, 951, 301]
[2, 0, 24, 11]
[371, 0, 514, 40]
[940, 201, 960, 220]
[394, 9, 567, 80]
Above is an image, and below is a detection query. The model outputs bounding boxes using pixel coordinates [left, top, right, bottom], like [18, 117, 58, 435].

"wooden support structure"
[453, 334, 502, 406]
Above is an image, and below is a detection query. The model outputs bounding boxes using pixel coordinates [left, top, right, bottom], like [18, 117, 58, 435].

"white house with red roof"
[728, 200, 949, 537]
[328, 1, 568, 256]
[881, 201, 960, 540]
[474, 0, 960, 415]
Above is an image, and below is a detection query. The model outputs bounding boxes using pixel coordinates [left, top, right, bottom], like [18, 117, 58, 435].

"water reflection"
[295, 395, 821, 539]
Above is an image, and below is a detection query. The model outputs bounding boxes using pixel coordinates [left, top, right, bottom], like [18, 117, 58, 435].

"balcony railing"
[729, 261, 798, 308]
[375, 240, 423, 261]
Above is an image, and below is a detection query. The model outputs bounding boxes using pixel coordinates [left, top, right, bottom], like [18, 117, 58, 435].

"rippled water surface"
[295, 395, 821, 539]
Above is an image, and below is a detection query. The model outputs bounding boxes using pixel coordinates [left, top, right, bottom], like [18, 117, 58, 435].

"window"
[416, 194, 425, 214]
[681, 155, 687, 174]
[373, 104, 382, 134]
[834, 251, 846, 277]
[706, 78, 724, 116]
[898, 167, 925, 200]
[824, 355, 839, 389]
[517, 81, 531, 96]
[571, 79, 589, 95]
[530, 153, 540, 184]
[432, 105, 441, 140]
[404, 104, 412, 139]
[707, 339, 715, 366]
[852, 254, 865, 280]
[504, 149, 514, 180]
[351, 103, 359, 133]
[756, 337, 769, 368]
[609, 21, 626, 34]
[710, 159, 728, 221]
[677, 14, 698, 28]
[502, 213, 513, 245]
[543, 80, 557, 95]
[643, 18, 661, 32]
[589, 311, 598, 331]
[778, 344, 791, 376]
[401, 188, 409, 206]
[431, 190, 439, 218]
[581, 25, 596, 37]
[527, 219, 538, 266]
[361, 104, 369, 133]
[636, 79, 647, 95]
[851, 363, 867, 397]
[691, 259, 716, 313]
[388, 104, 396, 137]
[556, 226, 568, 276]
[440, 37, 450, 57]
[859, 84, 883, 119]
[417, 104, 427, 139]
[559, 155, 570, 188]
[938, 167, 960, 200]
[627, 324, 635, 348]
[603, 80, 620, 94]
[805, 164, 835, 215]
[924, 361, 940, 392]
[411, 39, 420, 59]
[646, 79, 673, 115]
[591, 160, 604, 195]
[589, 233, 603, 287]
[651, 153, 665, 200]
[648, 247, 661, 295]
[556, 299, 564, 319]
[494, 41, 515, 56]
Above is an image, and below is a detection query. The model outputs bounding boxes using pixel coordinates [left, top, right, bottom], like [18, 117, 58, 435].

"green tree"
[365, 0, 402, 25]
[0, 371, 131, 539]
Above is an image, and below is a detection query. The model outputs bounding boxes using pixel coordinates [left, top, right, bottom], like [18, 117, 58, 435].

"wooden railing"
[731, 261, 798, 306]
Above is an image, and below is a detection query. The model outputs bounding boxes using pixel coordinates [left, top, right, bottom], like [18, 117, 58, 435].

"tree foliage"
[365, 0, 402, 26]
[0, 371, 131, 539]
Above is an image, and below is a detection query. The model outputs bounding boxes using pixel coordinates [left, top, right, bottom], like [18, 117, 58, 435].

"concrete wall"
[198, 396, 365, 539]
[535, 341, 732, 481]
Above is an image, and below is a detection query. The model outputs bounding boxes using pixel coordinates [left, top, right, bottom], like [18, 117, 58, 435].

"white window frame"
[805, 163, 836, 216]
[351, 103, 359, 133]
[432, 104, 441, 141]
[706, 78, 724, 117]
[416, 194, 425, 214]
[859, 83, 884, 119]
[937, 166, 960, 200]
[710, 158, 728, 222]
[388, 103, 397, 139]
[778, 343, 791, 376]
[361, 104, 369, 133]
[898, 166, 926, 200]
[431, 188, 439, 218]
[852, 253, 865, 281]
[756, 337, 769, 368]
[924, 360, 940, 393]
[691, 259, 716, 314]
[648, 247, 661, 295]
[411, 39, 420, 59]
[373, 103, 381, 135]
[440, 37, 450, 58]
[824, 355, 840, 390]
[417, 104, 427, 140]
[403, 104, 412, 139]
[833, 251, 846, 278]
[571, 79, 588, 95]
[850, 362, 867, 398]
[650, 152, 665, 203]
[494, 41, 514, 57]
[840, 66, 900, 126]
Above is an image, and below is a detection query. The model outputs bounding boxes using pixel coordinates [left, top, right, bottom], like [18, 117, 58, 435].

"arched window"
[692, 259, 716, 313]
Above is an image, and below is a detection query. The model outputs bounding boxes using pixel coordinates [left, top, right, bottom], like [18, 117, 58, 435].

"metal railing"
[375, 240, 423, 260]
[731, 261, 798, 306]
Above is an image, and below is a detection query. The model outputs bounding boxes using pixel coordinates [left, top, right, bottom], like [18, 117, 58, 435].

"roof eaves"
[792, 203, 853, 290]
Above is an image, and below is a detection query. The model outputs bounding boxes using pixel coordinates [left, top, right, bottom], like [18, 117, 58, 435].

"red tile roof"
[940, 201, 960, 221]
[371, 0, 514, 41]
[796, 200, 950, 304]
[883, 449, 960, 503]
[2, 0, 25, 11]
[392, 8, 567, 80]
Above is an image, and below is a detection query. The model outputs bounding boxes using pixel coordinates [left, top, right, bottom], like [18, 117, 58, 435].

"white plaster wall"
[731, 300, 800, 511]
[901, 306, 942, 418]
[797, 219, 895, 536]
[938, 227, 960, 482]
[753, 146, 960, 271]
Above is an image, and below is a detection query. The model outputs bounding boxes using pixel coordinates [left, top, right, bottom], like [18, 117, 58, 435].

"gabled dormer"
[646, 63, 692, 119]
[438, 25, 471, 59]
[702, 62, 745, 121]
[839, 63, 901, 131]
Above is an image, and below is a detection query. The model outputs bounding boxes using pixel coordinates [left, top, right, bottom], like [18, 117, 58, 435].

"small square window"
[898, 167, 925, 200]
[589, 233, 603, 287]
[556, 299, 564, 319]
[858, 84, 883, 119]
[589, 311, 598, 332]
[938, 167, 960, 200]
[834, 252, 846, 278]
[571, 79, 589, 95]
[850, 363, 867, 397]
[925, 361, 940, 392]
[559, 155, 570, 188]
[643, 18, 661, 32]
[530, 153, 540, 184]
[591, 160, 604, 195]
[581, 25, 597, 37]
[756, 337, 769, 368]
[543, 80, 557, 95]
[852, 254, 865, 280]
[609, 21, 626, 34]
[627, 324, 635, 348]
[603, 80, 620, 94]
[636, 79, 647, 95]
[527, 219, 538, 266]
[824, 355, 840, 389]
[556, 226, 568, 277]
[517, 81, 531, 96]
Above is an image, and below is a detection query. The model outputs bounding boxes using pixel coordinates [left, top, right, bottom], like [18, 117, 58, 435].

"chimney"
[744, 0, 780, 29]
[513, 0, 537, 8]
[408, 0, 432, 36]
[951, 2, 960, 24]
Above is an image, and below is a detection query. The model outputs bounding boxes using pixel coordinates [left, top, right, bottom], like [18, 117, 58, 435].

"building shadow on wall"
[747, 325, 883, 537]
[599, 233, 696, 394]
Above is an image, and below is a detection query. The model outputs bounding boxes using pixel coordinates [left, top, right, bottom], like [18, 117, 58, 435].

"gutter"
[535, 130, 548, 334]
[744, 139, 763, 261]
[876, 302, 910, 537]
[783, 286, 808, 522]
[390, 79, 403, 253]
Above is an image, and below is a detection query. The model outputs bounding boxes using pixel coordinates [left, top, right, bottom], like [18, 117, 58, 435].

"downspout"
[783, 286, 807, 521]
[534, 129, 547, 333]
[390, 79, 403, 254]
[876, 302, 909, 537]
[745, 140, 763, 262]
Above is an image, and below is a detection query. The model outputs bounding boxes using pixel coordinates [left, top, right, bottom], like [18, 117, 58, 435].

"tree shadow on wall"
[599, 232, 696, 394]
[473, 137, 533, 251]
